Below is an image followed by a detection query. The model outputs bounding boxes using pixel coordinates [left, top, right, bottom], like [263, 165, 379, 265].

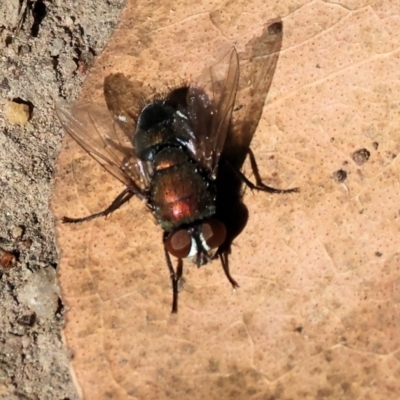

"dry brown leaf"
[51, 1, 400, 399]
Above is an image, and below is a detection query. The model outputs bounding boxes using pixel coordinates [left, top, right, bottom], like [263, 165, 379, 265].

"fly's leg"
[163, 232, 183, 313]
[218, 250, 239, 289]
[62, 187, 137, 223]
[233, 149, 299, 194]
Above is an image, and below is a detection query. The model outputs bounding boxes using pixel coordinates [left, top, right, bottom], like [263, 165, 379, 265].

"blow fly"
[56, 25, 298, 312]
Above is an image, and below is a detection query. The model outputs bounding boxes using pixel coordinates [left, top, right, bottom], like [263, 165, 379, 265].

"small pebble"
[3, 101, 30, 125]
[11, 226, 24, 239]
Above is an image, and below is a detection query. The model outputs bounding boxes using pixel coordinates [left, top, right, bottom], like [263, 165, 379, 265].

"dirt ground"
[0, 1, 124, 399]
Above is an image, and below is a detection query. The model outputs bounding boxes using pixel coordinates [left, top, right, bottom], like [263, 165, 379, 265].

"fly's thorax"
[134, 102, 177, 161]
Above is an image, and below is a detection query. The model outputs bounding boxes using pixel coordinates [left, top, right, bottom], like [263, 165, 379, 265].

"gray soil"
[0, 1, 124, 398]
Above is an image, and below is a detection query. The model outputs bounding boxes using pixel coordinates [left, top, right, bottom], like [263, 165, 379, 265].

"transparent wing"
[206, 47, 240, 174]
[174, 47, 240, 178]
[227, 19, 284, 166]
[55, 101, 152, 193]
[173, 21, 284, 177]
[104, 73, 155, 138]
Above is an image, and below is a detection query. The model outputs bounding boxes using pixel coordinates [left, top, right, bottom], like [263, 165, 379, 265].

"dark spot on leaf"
[332, 169, 347, 183]
[352, 148, 370, 166]
[268, 21, 282, 36]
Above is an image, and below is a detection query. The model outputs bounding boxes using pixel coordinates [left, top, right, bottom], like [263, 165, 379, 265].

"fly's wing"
[227, 20, 284, 165]
[176, 22, 284, 176]
[177, 47, 239, 178]
[104, 73, 155, 138]
[56, 101, 152, 194]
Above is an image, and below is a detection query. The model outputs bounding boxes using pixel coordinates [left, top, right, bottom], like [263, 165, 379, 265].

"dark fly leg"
[218, 250, 239, 289]
[62, 186, 137, 223]
[229, 149, 299, 194]
[163, 232, 183, 313]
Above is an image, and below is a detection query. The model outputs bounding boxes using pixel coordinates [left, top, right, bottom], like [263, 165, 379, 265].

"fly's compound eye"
[165, 229, 192, 259]
[201, 218, 226, 250]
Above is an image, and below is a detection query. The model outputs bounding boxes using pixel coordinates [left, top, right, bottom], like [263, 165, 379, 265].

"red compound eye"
[201, 218, 226, 250]
[165, 229, 191, 259]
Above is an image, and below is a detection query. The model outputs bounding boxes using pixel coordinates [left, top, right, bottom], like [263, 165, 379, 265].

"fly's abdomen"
[150, 147, 216, 230]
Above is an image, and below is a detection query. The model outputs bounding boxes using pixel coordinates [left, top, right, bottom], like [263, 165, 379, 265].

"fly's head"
[164, 218, 226, 266]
